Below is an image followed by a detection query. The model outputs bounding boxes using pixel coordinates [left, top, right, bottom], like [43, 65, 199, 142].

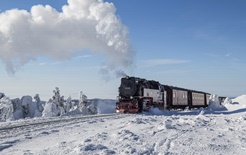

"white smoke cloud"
[0, 0, 133, 74]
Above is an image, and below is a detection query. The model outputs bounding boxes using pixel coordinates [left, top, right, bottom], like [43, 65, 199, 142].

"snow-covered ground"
[0, 95, 245, 155]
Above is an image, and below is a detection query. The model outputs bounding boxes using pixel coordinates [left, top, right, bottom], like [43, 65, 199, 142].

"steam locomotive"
[116, 76, 210, 113]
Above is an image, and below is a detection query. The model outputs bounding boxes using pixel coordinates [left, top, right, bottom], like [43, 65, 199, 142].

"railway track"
[0, 113, 121, 139]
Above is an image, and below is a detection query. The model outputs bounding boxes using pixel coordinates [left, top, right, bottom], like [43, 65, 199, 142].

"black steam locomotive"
[116, 76, 210, 113]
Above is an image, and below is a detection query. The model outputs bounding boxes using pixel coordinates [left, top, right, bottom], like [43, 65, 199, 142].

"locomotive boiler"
[116, 76, 209, 113]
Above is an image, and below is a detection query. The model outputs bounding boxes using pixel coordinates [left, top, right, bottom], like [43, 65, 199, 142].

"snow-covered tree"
[65, 96, 72, 113]
[78, 91, 88, 115]
[21, 96, 33, 118]
[33, 94, 44, 117]
[58, 96, 65, 116]
[42, 87, 66, 117]
[42, 99, 57, 117]
[11, 98, 24, 119]
[34, 94, 44, 112]
[53, 87, 61, 103]
[0, 95, 14, 121]
[87, 102, 97, 115]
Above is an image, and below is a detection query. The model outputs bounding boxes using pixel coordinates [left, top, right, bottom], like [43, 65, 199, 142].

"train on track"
[116, 76, 210, 113]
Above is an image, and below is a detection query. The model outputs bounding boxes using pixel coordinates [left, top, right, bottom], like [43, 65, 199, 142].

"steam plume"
[0, 0, 133, 74]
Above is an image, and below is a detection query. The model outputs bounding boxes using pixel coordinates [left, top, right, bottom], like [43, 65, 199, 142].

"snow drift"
[232, 95, 246, 105]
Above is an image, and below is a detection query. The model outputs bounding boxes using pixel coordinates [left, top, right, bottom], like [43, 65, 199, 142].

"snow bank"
[223, 95, 246, 111]
[232, 95, 246, 105]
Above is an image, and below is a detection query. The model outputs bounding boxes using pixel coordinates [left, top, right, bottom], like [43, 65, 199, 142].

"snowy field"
[0, 95, 246, 155]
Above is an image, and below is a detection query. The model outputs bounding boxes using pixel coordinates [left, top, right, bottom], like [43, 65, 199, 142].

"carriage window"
[173, 91, 176, 98]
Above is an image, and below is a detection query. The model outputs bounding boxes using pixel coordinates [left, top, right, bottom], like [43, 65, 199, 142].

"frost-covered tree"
[42, 87, 65, 117]
[11, 98, 24, 119]
[53, 87, 61, 103]
[87, 102, 97, 115]
[79, 91, 87, 106]
[78, 91, 88, 115]
[58, 96, 65, 116]
[34, 94, 44, 112]
[21, 96, 33, 118]
[0, 95, 14, 121]
[33, 94, 44, 117]
[65, 96, 72, 113]
[42, 99, 57, 117]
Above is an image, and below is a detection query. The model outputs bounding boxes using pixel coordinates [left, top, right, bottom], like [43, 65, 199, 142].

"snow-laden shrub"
[208, 94, 227, 111]
[223, 97, 233, 105]
[64, 92, 89, 116]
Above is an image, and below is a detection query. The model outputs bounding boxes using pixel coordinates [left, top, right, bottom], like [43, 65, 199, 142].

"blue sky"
[0, 0, 246, 100]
